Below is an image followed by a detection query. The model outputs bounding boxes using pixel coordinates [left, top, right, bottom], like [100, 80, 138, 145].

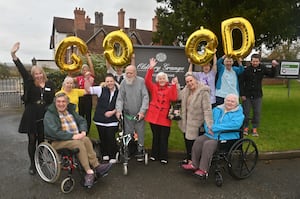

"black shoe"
[160, 159, 168, 164]
[95, 163, 112, 177]
[29, 165, 36, 175]
[149, 157, 156, 161]
[135, 151, 145, 162]
[84, 173, 95, 188]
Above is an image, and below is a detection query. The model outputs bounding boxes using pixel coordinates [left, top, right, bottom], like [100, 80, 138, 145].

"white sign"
[280, 61, 300, 76]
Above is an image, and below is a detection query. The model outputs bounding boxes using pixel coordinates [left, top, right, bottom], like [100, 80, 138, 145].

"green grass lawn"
[89, 79, 300, 153]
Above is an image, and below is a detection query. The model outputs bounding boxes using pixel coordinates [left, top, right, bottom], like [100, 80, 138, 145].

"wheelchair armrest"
[219, 129, 243, 134]
[217, 129, 243, 141]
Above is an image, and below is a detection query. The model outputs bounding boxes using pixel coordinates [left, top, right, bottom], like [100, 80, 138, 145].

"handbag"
[168, 100, 182, 121]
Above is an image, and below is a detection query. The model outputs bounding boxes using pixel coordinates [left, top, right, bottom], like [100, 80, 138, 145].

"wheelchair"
[209, 129, 259, 187]
[34, 141, 85, 193]
[115, 116, 148, 175]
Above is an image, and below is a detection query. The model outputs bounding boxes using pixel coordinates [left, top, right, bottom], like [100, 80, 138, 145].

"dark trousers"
[96, 125, 118, 159]
[215, 96, 225, 106]
[183, 133, 195, 161]
[150, 123, 170, 160]
[78, 95, 92, 133]
[28, 120, 44, 167]
[242, 97, 262, 129]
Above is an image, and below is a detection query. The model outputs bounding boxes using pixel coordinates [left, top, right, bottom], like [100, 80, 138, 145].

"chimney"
[85, 16, 91, 24]
[94, 12, 103, 32]
[152, 16, 158, 32]
[118, 8, 125, 29]
[129, 18, 136, 30]
[95, 12, 103, 26]
[74, 7, 86, 31]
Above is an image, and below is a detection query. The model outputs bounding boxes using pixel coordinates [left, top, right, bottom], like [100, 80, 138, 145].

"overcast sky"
[0, 0, 158, 64]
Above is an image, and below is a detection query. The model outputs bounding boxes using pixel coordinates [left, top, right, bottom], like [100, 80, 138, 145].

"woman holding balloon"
[187, 53, 217, 108]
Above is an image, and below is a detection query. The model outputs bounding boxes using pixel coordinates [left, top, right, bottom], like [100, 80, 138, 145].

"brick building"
[49, 7, 158, 57]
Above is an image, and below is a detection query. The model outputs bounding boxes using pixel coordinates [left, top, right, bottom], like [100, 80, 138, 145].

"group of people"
[181, 53, 277, 177]
[12, 40, 278, 186]
[11, 42, 112, 188]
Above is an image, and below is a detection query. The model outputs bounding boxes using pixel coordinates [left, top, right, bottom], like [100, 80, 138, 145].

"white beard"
[125, 77, 135, 85]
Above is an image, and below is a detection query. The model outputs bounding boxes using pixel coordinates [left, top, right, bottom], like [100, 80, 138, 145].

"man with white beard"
[116, 64, 149, 161]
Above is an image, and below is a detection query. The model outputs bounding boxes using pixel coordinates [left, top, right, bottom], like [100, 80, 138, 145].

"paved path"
[1, 109, 300, 199]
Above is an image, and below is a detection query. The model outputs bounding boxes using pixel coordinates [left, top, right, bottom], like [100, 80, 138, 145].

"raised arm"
[11, 42, 20, 61]
[131, 53, 135, 66]
[86, 52, 94, 76]
[11, 42, 30, 80]
[105, 59, 117, 75]
[187, 58, 193, 72]
[211, 53, 217, 73]
[145, 58, 157, 90]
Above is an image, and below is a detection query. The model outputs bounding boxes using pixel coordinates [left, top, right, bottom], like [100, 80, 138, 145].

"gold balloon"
[221, 17, 255, 59]
[103, 29, 134, 67]
[55, 36, 88, 72]
[185, 26, 218, 66]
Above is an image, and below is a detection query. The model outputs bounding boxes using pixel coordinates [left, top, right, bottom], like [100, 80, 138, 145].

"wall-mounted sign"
[134, 45, 188, 87]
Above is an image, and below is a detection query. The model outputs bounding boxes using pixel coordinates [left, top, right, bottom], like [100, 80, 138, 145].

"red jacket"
[144, 68, 178, 127]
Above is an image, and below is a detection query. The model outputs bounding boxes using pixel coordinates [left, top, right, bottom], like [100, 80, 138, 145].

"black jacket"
[239, 64, 276, 98]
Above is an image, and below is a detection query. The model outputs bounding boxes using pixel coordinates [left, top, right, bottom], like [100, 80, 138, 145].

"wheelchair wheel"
[61, 177, 75, 194]
[123, 163, 128, 175]
[35, 142, 61, 183]
[215, 172, 223, 187]
[227, 138, 258, 179]
[144, 153, 148, 165]
[115, 152, 120, 163]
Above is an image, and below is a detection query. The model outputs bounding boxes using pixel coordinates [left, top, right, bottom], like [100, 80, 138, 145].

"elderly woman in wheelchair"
[181, 93, 258, 185]
[40, 92, 112, 190]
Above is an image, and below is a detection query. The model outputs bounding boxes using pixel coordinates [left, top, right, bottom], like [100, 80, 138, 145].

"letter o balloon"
[103, 29, 133, 67]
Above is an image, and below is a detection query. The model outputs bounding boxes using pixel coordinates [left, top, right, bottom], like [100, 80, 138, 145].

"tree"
[0, 64, 10, 78]
[268, 40, 300, 60]
[154, 0, 300, 55]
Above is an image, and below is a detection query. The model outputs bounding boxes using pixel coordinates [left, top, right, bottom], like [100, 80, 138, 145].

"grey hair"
[62, 76, 74, 88]
[155, 72, 169, 82]
[54, 92, 70, 103]
[225, 93, 239, 105]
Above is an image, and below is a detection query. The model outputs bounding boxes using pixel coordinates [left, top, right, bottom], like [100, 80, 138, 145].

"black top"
[93, 86, 118, 124]
[14, 58, 55, 134]
[239, 64, 276, 98]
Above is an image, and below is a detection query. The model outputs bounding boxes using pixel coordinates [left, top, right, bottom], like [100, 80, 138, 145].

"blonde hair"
[81, 64, 90, 74]
[31, 65, 48, 81]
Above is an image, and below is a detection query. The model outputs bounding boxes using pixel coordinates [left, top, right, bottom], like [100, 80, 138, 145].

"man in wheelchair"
[181, 93, 244, 178]
[43, 92, 112, 188]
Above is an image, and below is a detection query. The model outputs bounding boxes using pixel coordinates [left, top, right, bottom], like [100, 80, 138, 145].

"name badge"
[45, 87, 51, 91]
